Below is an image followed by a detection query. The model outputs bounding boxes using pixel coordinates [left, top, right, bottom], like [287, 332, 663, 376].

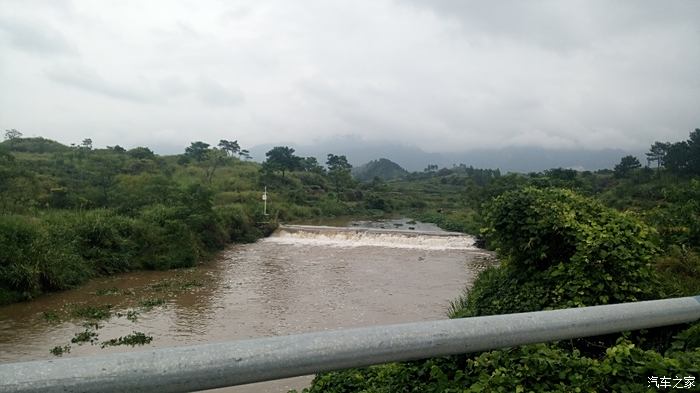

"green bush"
[480, 187, 661, 311]
[45, 210, 139, 275]
[0, 215, 45, 297]
[0, 214, 91, 302]
[303, 330, 700, 393]
[216, 204, 261, 243]
[134, 205, 199, 270]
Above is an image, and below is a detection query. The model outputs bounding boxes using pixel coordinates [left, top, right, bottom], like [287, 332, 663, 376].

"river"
[0, 219, 496, 392]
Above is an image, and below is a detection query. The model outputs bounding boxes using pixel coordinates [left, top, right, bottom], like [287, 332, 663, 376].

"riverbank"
[0, 207, 277, 305]
[0, 223, 493, 393]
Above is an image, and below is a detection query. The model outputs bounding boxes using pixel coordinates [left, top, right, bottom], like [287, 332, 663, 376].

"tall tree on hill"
[185, 141, 211, 162]
[646, 141, 671, 171]
[81, 138, 93, 150]
[4, 129, 22, 140]
[665, 141, 690, 174]
[218, 139, 240, 157]
[687, 128, 700, 175]
[238, 149, 251, 160]
[326, 154, 353, 200]
[614, 155, 641, 178]
[300, 156, 325, 174]
[263, 146, 300, 177]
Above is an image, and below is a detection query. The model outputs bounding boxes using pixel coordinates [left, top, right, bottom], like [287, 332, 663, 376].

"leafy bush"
[303, 336, 700, 393]
[479, 187, 661, 311]
[656, 246, 700, 297]
[0, 214, 91, 302]
[134, 204, 199, 270]
[45, 210, 139, 275]
[0, 215, 46, 298]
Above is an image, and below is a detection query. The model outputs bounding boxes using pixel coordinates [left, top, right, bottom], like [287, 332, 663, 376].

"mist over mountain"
[248, 136, 643, 173]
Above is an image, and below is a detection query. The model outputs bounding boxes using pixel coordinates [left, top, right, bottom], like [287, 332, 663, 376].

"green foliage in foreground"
[474, 187, 661, 313]
[301, 337, 700, 393]
[299, 188, 698, 392]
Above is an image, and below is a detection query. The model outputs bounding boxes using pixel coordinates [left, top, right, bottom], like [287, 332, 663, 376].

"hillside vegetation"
[2, 128, 700, 391]
[351, 158, 408, 182]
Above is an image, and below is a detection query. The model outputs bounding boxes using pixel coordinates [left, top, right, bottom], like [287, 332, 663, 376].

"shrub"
[134, 205, 199, 270]
[480, 187, 661, 311]
[45, 210, 139, 275]
[0, 215, 45, 298]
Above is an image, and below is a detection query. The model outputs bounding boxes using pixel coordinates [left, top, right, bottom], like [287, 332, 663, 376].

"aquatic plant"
[70, 304, 113, 320]
[49, 345, 71, 356]
[100, 331, 153, 348]
[71, 329, 98, 345]
[139, 298, 166, 309]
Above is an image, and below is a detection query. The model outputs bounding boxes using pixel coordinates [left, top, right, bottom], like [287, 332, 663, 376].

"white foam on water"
[265, 227, 478, 250]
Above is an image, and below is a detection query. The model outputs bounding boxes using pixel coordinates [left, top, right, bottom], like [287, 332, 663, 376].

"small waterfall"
[266, 225, 477, 250]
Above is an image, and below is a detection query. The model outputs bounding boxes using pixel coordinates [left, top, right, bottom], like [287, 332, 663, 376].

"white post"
[262, 186, 268, 216]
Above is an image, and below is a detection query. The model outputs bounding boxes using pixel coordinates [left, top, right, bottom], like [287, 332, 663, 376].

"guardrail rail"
[1, 296, 699, 393]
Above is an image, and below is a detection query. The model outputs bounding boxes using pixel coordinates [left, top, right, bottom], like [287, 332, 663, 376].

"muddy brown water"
[0, 219, 496, 392]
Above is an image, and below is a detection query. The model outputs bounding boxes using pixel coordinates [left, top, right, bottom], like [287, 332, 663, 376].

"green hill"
[351, 158, 408, 182]
[0, 137, 71, 154]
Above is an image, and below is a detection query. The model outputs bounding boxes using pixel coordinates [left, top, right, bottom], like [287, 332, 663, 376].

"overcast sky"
[1, 0, 699, 154]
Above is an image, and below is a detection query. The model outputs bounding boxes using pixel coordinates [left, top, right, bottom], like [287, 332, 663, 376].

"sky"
[1, 0, 699, 155]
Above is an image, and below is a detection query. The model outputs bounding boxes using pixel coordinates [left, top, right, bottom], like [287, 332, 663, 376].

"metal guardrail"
[1, 296, 699, 393]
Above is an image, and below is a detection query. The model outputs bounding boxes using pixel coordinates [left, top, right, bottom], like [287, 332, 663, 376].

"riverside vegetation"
[2, 128, 700, 390]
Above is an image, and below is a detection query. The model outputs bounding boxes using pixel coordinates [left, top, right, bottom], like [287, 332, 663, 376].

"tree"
[4, 129, 22, 140]
[184, 141, 211, 162]
[203, 149, 227, 184]
[326, 154, 354, 199]
[665, 141, 690, 174]
[613, 155, 641, 178]
[239, 149, 251, 160]
[646, 141, 671, 170]
[687, 128, 700, 175]
[81, 138, 93, 150]
[300, 156, 325, 173]
[263, 146, 300, 177]
[218, 139, 240, 157]
[127, 147, 155, 159]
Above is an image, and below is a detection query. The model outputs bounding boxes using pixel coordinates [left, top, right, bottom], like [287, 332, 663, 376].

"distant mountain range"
[351, 158, 409, 182]
[247, 136, 644, 173]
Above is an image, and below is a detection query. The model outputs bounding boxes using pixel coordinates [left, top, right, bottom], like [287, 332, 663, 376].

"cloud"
[0, 16, 77, 56]
[196, 77, 244, 107]
[46, 66, 151, 103]
[1, 0, 698, 153]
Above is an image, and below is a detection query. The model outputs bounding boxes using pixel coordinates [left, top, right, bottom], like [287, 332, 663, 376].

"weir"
[267, 224, 478, 250]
